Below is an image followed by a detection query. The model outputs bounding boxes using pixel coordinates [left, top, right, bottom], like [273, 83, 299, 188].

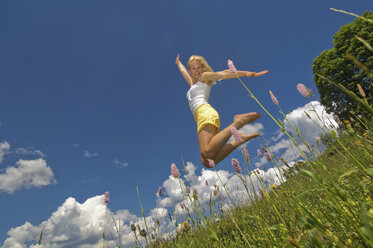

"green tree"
[312, 11, 373, 121]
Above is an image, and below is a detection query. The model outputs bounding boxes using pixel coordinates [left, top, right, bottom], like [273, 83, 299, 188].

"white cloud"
[15, 148, 46, 158]
[112, 159, 128, 168]
[3, 161, 289, 248]
[255, 101, 337, 168]
[0, 141, 10, 164]
[83, 150, 98, 158]
[0, 158, 56, 194]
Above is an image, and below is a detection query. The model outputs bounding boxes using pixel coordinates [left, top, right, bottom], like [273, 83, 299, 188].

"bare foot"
[233, 113, 261, 129]
[235, 132, 261, 145]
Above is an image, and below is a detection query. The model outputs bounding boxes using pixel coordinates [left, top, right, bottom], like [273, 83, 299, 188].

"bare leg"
[213, 132, 260, 165]
[198, 112, 261, 167]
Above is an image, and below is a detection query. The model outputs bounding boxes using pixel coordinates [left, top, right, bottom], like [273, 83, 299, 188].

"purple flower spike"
[104, 191, 109, 204]
[171, 163, 180, 178]
[208, 159, 215, 168]
[264, 152, 271, 161]
[257, 149, 263, 157]
[186, 186, 191, 193]
[244, 147, 250, 163]
[231, 127, 242, 144]
[158, 186, 162, 197]
[269, 90, 279, 105]
[297, 83, 310, 97]
[228, 60, 237, 73]
[232, 158, 242, 174]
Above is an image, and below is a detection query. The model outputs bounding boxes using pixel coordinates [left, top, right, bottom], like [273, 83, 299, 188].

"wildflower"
[208, 159, 215, 168]
[350, 117, 355, 122]
[257, 149, 263, 157]
[130, 222, 136, 232]
[261, 146, 268, 153]
[358, 114, 363, 119]
[205, 180, 208, 186]
[227, 60, 237, 73]
[357, 84, 366, 97]
[231, 126, 242, 144]
[244, 147, 250, 162]
[232, 158, 242, 174]
[171, 163, 180, 178]
[140, 229, 147, 237]
[158, 186, 162, 197]
[186, 186, 191, 193]
[271, 185, 276, 189]
[363, 132, 368, 138]
[269, 90, 279, 105]
[344, 120, 350, 125]
[297, 83, 310, 97]
[193, 189, 198, 200]
[257, 186, 264, 198]
[213, 189, 219, 196]
[264, 152, 271, 161]
[104, 191, 109, 204]
[280, 157, 289, 167]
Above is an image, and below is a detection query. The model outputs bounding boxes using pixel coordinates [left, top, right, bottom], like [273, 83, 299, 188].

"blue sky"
[0, 1, 371, 247]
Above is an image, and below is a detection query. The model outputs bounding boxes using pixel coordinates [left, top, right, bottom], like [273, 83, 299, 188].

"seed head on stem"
[297, 83, 310, 97]
[231, 127, 242, 144]
[357, 84, 366, 98]
[232, 158, 242, 174]
[171, 163, 180, 178]
[104, 192, 109, 204]
[244, 147, 250, 163]
[264, 152, 271, 161]
[228, 60, 237, 74]
[257, 149, 263, 157]
[269, 90, 279, 105]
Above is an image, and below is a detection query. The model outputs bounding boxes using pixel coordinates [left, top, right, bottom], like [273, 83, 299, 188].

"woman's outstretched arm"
[201, 69, 269, 82]
[175, 54, 193, 86]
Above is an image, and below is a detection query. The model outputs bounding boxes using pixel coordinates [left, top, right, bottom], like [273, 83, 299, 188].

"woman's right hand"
[175, 54, 180, 64]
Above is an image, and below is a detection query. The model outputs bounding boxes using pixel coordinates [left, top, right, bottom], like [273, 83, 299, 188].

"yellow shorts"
[194, 104, 220, 134]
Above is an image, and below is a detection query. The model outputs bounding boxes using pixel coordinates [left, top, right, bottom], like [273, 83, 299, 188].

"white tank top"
[186, 81, 211, 115]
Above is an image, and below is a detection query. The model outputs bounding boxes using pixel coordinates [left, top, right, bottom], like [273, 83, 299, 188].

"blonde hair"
[187, 55, 216, 85]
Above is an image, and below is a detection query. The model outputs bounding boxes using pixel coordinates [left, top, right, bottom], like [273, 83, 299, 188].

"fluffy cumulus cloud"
[4, 161, 288, 248]
[0, 158, 56, 194]
[0, 141, 10, 164]
[255, 101, 337, 168]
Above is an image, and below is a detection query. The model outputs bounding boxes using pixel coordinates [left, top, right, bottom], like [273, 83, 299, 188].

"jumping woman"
[176, 54, 268, 168]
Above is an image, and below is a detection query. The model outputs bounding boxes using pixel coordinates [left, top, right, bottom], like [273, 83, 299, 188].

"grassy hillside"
[148, 120, 373, 248]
